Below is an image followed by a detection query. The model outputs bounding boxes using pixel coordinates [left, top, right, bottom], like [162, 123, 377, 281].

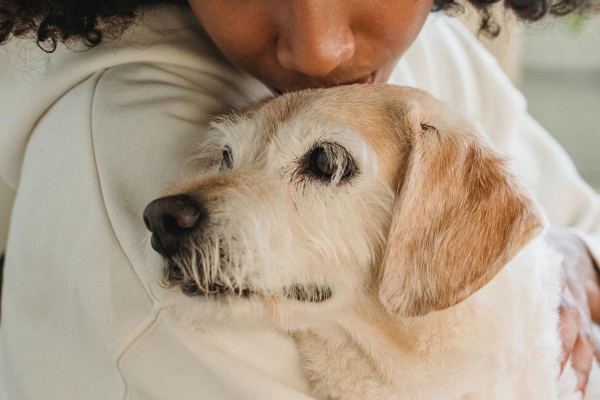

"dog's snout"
[143, 195, 205, 256]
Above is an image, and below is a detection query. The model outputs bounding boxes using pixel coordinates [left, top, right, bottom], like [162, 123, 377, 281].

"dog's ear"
[379, 100, 545, 317]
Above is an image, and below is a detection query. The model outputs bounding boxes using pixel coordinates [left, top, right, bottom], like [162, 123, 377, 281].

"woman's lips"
[273, 71, 377, 95]
[342, 71, 376, 85]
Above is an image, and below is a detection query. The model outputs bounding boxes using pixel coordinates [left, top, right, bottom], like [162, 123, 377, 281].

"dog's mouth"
[179, 280, 255, 298]
[163, 260, 332, 303]
[161, 258, 252, 297]
[178, 280, 332, 303]
[159, 236, 333, 303]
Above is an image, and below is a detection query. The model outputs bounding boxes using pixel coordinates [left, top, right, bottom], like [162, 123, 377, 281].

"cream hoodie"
[1, 5, 599, 400]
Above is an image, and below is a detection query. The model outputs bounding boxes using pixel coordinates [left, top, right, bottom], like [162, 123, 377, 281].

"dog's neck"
[297, 292, 481, 394]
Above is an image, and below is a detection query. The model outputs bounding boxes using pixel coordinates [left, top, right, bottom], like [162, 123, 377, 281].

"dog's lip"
[180, 282, 332, 303]
[180, 281, 255, 298]
[284, 284, 333, 303]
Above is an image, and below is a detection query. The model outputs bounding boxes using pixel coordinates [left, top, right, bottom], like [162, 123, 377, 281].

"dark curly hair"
[0, 0, 592, 53]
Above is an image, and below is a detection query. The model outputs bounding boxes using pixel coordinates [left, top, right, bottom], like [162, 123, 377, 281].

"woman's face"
[188, 0, 434, 93]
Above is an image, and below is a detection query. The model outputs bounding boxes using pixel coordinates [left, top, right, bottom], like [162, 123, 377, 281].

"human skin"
[186, 0, 600, 394]
[548, 229, 600, 394]
[187, 0, 433, 93]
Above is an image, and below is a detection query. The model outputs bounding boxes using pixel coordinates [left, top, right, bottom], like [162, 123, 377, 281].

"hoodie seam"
[88, 68, 170, 400]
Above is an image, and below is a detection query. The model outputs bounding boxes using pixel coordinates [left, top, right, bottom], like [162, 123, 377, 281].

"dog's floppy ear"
[379, 100, 545, 317]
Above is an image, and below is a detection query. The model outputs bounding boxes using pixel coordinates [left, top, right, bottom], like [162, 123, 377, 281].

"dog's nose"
[143, 195, 204, 256]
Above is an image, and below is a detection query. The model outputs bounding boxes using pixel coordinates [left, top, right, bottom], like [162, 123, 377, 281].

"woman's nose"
[276, 1, 355, 77]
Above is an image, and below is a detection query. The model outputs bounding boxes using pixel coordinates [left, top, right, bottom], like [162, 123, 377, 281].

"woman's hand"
[547, 228, 600, 395]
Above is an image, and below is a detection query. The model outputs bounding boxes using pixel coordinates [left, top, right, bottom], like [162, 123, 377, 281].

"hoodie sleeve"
[0, 6, 315, 400]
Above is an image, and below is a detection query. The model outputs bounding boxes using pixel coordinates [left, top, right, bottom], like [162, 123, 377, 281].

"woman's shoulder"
[2, 4, 270, 112]
[0, 5, 271, 189]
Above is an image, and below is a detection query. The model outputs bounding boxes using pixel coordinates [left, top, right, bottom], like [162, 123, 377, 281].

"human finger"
[570, 327, 594, 395]
[559, 293, 582, 373]
[594, 334, 600, 363]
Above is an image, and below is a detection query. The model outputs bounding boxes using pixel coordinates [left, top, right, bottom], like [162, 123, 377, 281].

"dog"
[144, 84, 599, 399]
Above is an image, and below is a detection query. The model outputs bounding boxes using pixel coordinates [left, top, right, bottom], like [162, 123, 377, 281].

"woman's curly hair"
[0, 0, 592, 53]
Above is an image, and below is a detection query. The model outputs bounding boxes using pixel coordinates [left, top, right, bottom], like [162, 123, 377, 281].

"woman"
[0, 0, 599, 398]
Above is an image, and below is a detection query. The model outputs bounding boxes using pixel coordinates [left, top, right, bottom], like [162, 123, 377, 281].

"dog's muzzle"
[143, 194, 333, 302]
[143, 194, 205, 257]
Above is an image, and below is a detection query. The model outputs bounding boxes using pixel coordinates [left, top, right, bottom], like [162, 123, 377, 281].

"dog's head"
[144, 85, 544, 323]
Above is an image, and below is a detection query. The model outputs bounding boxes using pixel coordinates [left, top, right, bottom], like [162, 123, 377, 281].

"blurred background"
[1, 10, 599, 254]
[461, 7, 600, 191]
[521, 16, 600, 190]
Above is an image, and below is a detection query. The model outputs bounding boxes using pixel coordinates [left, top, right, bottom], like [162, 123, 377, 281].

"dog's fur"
[147, 85, 599, 399]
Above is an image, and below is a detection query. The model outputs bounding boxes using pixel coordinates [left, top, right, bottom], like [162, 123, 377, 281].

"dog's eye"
[309, 147, 335, 178]
[307, 144, 355, 182]
[220, 146, 233, 170]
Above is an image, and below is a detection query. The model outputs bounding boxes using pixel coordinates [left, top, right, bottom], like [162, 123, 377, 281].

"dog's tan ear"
[379, 101, 545, 317]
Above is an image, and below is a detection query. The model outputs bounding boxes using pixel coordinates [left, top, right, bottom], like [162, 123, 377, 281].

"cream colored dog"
[144, 85, 599, 399]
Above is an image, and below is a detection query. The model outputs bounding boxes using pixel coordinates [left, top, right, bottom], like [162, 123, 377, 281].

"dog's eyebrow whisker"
[327, 146, 344, 184]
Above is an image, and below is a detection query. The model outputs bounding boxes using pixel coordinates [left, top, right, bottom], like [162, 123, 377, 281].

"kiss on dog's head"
[144, 84, 543, 325]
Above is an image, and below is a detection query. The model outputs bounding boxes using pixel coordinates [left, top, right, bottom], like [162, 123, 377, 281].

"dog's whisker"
[203, 243, 213, 294]
[190, 250, 201, 289]
[213, 236, 222, 283]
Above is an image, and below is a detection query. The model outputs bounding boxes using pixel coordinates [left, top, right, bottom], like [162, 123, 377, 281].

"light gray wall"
[521, 17, 600, 190]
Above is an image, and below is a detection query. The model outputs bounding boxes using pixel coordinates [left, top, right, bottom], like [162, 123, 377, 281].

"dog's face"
[144, 85, 544, 328]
